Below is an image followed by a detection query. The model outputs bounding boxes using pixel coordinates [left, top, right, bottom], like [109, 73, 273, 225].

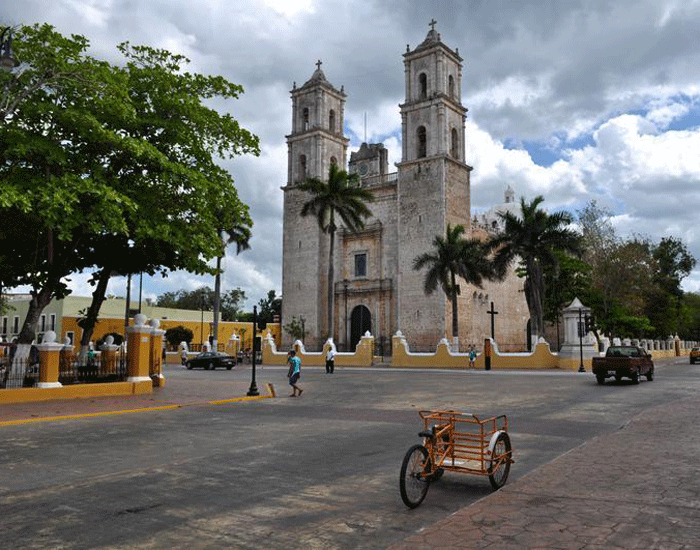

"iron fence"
[374, 337, 391, 362]
[58, 350, 128, 385]
[0, 357, 40, 389]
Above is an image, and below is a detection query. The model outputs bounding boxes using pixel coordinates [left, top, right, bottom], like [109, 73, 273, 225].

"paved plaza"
[1, 357, 699, 548]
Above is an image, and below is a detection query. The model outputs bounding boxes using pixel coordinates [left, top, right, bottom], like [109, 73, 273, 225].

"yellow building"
[1, 294, 281, 352]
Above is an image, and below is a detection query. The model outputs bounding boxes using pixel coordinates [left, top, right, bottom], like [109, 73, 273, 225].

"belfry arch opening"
[417, 126, 427, 158]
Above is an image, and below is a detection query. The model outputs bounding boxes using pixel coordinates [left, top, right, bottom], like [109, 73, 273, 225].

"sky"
[4, 0, 700, 308]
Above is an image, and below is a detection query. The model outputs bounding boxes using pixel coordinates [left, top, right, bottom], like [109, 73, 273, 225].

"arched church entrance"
[350, 305, 371, 351]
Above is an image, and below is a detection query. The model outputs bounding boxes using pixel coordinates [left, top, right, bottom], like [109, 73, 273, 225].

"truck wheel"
[630, 372, 639, 384]
[646, 368, 654, 381]
[596, 374, 605, 385]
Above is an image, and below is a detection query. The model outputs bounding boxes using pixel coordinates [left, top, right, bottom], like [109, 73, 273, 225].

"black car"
[186, 351, 236, 370]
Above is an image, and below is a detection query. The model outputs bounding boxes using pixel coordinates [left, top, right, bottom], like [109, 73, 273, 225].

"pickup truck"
[591, 346, 654, 385]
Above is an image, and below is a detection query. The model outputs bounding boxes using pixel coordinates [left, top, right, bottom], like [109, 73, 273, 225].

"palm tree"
[297, 163, 373, 340]
[413, 224, 493, 346]
[489, 195, 582, 340]
[212, 216, 251, 351]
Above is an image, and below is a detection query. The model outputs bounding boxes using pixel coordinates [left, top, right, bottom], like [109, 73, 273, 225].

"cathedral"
[281, 23, 529, 353]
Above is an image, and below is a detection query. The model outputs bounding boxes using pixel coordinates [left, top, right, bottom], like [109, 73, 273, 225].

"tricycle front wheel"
[399, 444, 430, 508]
[488, 432, 512, 490]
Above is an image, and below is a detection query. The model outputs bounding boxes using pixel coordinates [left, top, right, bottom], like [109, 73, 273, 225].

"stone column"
[37, 331, 64, 388]
[149, 318, 166, 387]
[127, 314, 152, 383]
[558, 297, 597, 362]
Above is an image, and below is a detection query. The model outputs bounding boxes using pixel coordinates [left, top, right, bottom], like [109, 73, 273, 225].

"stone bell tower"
[396, 21, 473, 350]
[281, 61, 349, 349]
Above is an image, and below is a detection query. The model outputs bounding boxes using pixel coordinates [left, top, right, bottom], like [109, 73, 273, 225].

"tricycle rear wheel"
[399, 444, 430, 508]
[488, 432, 512, 490]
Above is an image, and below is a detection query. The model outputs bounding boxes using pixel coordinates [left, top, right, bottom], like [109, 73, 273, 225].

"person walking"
[180, 345, 188, 366]
[287, 350, 303, 397]
[325, 346, 336, 374]
[469, 345, 477, 369]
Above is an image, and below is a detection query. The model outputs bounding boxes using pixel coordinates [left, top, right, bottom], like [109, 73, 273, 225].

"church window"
[451, 128, 459, 159]
[1, 317, 6, 335]
[13, 316, 19, 333]
[419, 73, 427, 99]
[302, 107, 309, 130]
[354, 253, 367, 277]
[417, 126, 427, 158]
[329, 109, 335, 132]
[448, 75, 455, 98]
[299, 154, 306, 181]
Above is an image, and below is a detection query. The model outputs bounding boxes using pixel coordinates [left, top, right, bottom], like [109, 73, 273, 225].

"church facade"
[281, 25, 529, 353]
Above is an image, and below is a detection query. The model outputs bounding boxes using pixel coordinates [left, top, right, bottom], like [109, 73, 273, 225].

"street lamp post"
[0, 27, 19, 72]
[578, 308, 585, 372]
[247, 305, 259, 396]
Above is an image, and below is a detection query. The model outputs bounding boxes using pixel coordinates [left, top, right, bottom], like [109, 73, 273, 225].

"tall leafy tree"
[157, 287, 246, 321]
[257, 290, 282, 325]
[212, 216, 251, 350]
[413, 224, 493, 344]
[297, 163, 373, 339]
[1, 24, 133, 366]
[0, 25, 258, 365]
[490, 196, 582, 340]
[645, 237, 696, 337]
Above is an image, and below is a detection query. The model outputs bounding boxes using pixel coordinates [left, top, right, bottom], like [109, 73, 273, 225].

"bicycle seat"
[418, 430, 434, 439]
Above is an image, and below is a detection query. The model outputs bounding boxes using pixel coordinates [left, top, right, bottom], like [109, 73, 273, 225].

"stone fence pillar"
[37, 331, 63, 388]
[149, 319, 166, 387]
[127, 314, 152, 386]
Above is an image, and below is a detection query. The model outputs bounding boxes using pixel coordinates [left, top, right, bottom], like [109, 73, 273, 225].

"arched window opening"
[329, 109, 336, 132]
[350, 305, 371, 350]
[330, 156, 337, 167]
[419, 73, 427, 99]
[417, 126, 427, 158]
[299, 154, 306, 181]
[451, 128, 459, 159]
[448, 75, 455, 98]
[302, 107, 309, 130]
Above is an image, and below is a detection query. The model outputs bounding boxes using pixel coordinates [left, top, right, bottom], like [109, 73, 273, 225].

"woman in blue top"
[287, 350, 303, 397]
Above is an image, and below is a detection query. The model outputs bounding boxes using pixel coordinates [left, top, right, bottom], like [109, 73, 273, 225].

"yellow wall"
[61, 316, 282, 351]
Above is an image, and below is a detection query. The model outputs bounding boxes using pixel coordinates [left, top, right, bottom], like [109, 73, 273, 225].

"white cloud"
[6, 0, 700, 304]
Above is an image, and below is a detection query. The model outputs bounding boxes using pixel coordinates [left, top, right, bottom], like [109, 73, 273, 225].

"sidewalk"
[391, 394, 700, 549]
[0, 371, 275, 425]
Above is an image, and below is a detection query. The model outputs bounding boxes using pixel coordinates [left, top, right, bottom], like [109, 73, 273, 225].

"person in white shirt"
[325, 347, 336, 374]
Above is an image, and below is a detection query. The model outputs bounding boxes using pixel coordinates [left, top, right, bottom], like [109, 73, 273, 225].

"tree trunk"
[450, 270, 459, 338]
[9, 284, 55, 386]
[78, 267, 111, 362]
[327, 226, 335, 341]
[527, 260, 545, 338]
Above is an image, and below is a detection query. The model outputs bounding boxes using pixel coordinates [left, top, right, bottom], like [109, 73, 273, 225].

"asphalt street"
[0, 356, 696, 549]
